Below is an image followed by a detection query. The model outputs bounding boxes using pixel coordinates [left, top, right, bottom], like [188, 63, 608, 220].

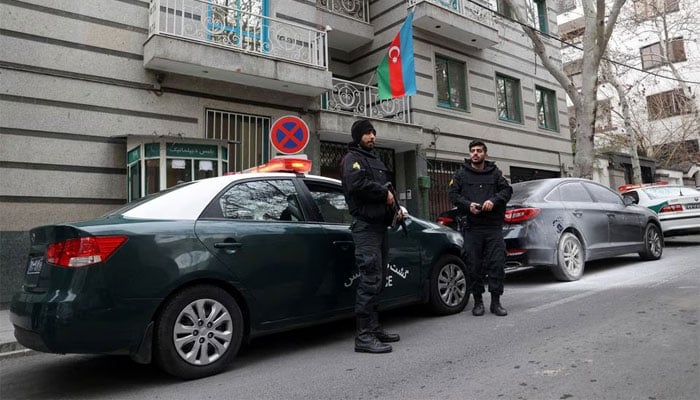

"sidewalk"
[0, 308, 34, 360]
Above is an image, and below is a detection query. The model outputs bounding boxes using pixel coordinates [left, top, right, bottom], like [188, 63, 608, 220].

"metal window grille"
[320, 141, 395, 181]
[427, 159, 462, 221]
[206, 109, 271, 172]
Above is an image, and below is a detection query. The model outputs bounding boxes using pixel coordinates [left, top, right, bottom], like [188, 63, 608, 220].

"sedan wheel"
[639, 223, 663, 260]
[154, 285, 244, 379]
[552, 232, 585, 281]
[429, 255, 469, 315]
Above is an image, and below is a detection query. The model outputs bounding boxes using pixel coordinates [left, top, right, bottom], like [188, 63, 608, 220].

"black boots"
[355, 334, 392, 353]
[472, 293, 507, 316]
[490, 293, 507, 316]
[472, 293, 485, 316]
[372, 328, 400, 343]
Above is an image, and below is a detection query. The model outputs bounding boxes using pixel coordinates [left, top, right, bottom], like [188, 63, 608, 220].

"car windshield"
[643, 186, 700, 200]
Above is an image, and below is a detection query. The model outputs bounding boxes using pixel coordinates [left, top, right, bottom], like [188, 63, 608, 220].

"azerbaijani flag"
[377, 11, 416, 100]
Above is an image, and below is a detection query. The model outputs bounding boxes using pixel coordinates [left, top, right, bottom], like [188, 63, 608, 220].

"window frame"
[435, 54, 469, 112]
[646, 89, 692, 120]
[496, 73, 523, 124]
[535, 85, 558, 131]
[534, 0, 549, 33]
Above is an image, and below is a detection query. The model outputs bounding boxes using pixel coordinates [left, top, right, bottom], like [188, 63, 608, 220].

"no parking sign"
[270, 116, 310, 155]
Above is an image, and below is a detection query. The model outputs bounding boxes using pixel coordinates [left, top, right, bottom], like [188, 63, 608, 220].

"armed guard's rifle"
[385, 183, 408, 236]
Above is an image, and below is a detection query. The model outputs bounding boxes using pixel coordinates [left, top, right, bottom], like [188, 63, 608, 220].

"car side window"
[584, 183, 623, 205]
[303, 181, 352, 224]
[217, 179, 303, 221]
[559, 182, 593, 202]
[623, 191, 639, 204]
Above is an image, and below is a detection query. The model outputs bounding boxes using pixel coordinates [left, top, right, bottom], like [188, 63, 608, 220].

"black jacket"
[448, 160, 513, 228]
[340, 145, 393, 225]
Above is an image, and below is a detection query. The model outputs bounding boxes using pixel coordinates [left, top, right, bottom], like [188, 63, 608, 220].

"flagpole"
[366, 70, 376, 87]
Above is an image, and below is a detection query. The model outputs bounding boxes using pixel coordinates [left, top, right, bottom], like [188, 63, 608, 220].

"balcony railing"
[149, 0, 329, 69]
[407, 0, 495, 28]
[322, 79, 412, 124]
[317, 0, 370, 23]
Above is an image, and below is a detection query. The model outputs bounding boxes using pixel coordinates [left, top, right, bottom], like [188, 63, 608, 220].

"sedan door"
[584, 182, 643, 251]
[301, 179, 422, 310]
[558, 182, 610, 259]
[195, 178, 332, 328]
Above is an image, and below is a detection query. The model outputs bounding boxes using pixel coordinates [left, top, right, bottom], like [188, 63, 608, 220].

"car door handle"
[572, 211, 583, 218]
[332, 241, 354, 251]
[214, 241, 243, 253]
[607, 213, 616, 219]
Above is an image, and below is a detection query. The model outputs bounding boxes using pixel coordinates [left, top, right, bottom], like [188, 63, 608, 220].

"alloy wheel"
[173, 298, 234, 366]
[437, 263, 467, 307]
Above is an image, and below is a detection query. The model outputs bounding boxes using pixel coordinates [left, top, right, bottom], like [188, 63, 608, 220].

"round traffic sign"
[270, 116, 310, 155]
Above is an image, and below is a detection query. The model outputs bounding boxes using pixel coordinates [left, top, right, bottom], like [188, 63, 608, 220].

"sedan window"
[304, 181, 352, 224]
[584, 182, 623, 205]
[217, 179, 303, 221]
[559, 182, 593, 202]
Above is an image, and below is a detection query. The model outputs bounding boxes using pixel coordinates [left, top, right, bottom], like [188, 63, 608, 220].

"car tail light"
[504, 208, 541, 224]
[437, 216, 454, 226]
[659, 204, 683, 213]
[507, 249, 527, 256]
[46, 236, 127, 268]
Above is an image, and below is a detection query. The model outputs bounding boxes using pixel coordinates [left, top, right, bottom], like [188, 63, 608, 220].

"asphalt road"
[1, 236, 698, 400]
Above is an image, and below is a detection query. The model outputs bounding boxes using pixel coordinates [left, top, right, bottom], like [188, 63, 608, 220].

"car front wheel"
[428, 255, 469, 315]
[552, 232, 585, 281]
[639, 223, 663, 260]
[154, 285, 244, 379]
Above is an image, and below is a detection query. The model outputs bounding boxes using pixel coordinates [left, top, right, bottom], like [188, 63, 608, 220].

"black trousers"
[351, 219, 389, 339]
[463, 227, 506, 296]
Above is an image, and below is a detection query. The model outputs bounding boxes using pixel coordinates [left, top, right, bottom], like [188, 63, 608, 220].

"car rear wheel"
[639, 223, 663, 260]
[154, 285, 244, 379]
[428, 255, 469, 315]
[552, 232, 585, 281]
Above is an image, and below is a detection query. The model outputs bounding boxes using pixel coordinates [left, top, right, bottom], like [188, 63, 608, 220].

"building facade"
[557, 0, 699, 188]
[0, 0, 571, 302]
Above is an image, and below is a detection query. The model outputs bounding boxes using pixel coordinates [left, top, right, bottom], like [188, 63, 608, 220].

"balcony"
[319, 79, 422, 152]
[408, 0, 499, 49]
[317, 0, 373, 52]
[144, 0, 332, 96]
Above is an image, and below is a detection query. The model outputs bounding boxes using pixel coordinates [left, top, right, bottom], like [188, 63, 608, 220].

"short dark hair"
[469, 140, 487, 152]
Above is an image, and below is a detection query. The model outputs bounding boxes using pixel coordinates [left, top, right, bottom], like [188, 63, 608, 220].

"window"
[534, 0, 548, 33]
[497, 0, 516, 18]
[584, 183, 622, 205]
[127, 147, 141, 202]
[496, 74, 522, 123]
[144, 143, 160, 195]
[595, 99, 613, 132]
[435, 55, 468, 111]
[535, 86, 558, 131]
[556, 0, 576, 13]
[217, 179, 302, 221]
[633, 0, 679, 20]
[304, 181, 352, 224]
[646, 89, 692, 120]
[559, 183, 593, 202]
[640, 38, 687, 70]
[206, 109, 271, 172]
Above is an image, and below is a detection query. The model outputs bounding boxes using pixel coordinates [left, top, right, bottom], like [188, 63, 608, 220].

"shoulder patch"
[449, 178, 453, 186]
[352, 162, 360, 170]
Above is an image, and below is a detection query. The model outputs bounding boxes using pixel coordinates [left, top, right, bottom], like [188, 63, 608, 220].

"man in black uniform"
[340, 119, 402, 353]
[448, 140, 512, 317]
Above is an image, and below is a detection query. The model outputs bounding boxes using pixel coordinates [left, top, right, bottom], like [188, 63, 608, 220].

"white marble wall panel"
[0, 134, 125, 168]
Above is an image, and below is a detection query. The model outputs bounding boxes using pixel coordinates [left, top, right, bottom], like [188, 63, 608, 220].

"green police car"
[10, 157, 468, 379]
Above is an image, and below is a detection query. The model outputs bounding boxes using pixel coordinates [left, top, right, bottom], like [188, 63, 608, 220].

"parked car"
[619, 183, 700, 237]
[10, 157, 468, 379]
[437, 178, 663, 281]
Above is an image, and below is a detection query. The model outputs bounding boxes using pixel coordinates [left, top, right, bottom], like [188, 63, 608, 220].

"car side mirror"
[623, 196, 635, 206]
